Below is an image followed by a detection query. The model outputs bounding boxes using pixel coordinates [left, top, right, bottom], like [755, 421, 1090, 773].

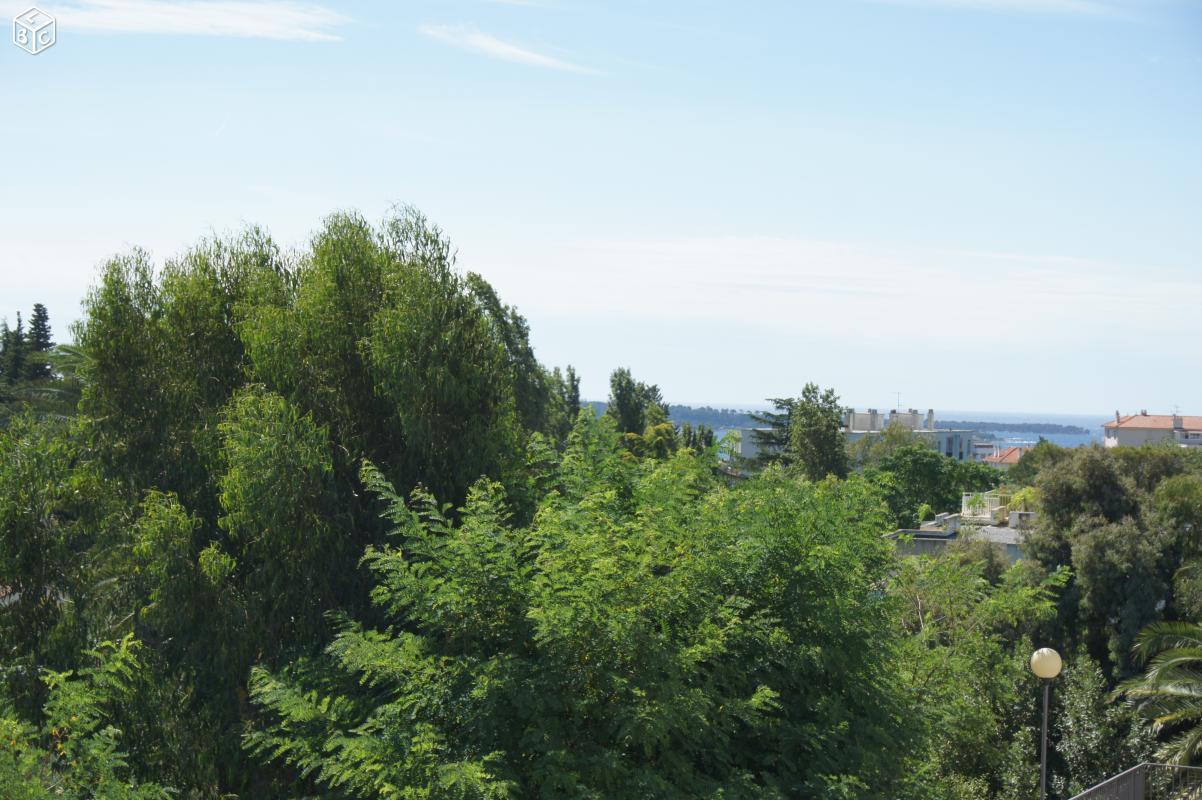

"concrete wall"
[1105, 428, 1173, 448]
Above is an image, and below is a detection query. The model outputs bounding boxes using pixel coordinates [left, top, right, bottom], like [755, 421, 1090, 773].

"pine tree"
[24, 303, 52, 380]
[748, 397, 796, 467]
[2, 313, 26, 385]
[564, 365, 580, 415]
[0, 320, 9, 384]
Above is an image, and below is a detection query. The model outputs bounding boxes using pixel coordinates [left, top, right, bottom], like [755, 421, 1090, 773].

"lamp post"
[1030, 647, 1063, 800]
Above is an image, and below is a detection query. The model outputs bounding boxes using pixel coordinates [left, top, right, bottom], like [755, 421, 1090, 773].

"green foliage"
[366, 231, 522, 506]
[1006, 439, 1070, 487]
[786, 383, 850, 481]
[19, 208, 577, 795]
[1023, 445, 1202, 676]
[1118, 621, 1202, 764]
[747, 397, 794, 467]
[867, 444, 1000, 528]
[248, 415, 917, 799]
[75, 239, 265, 514]
[23, 304, 53, 381]
[0, 636, 170, 799]
[849, 421, 923, 469]
[1053, 654, 1152, 797]
[0, 414, 87, 713]
[677, 421, 715, 452]
[1070, 516, 1173, 669]
[11, 205, 1189, 796]
[2, 313, 27, 385]
[546, 365, 581, 447]
[604, 367, 667, 436]
[890, 552, 1065, 796]
[216, 387, 351, 657]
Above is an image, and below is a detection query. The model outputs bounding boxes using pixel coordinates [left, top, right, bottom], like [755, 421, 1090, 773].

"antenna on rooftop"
[895, 392, 901, 411]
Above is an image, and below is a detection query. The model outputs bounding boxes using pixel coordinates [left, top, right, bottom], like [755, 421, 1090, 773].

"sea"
[936, 410, 1109, 449]
[711, 411, 1110, 449]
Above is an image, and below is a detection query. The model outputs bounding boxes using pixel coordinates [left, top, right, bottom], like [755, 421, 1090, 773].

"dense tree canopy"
[2, 206, 1195, 799]
[248, 416, 917, 799]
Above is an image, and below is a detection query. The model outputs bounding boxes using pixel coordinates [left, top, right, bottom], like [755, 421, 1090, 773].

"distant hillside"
[586, 402, 757, 429]
[937, 420, 1091, 435]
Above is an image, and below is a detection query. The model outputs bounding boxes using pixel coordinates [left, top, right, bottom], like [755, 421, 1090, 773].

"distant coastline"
[588, 402, 758, 429]
[936, 420, 1091, 435]
[586, 403, 1098, 442]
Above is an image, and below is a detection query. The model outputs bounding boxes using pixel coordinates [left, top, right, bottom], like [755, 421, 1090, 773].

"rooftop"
[1105, 412, 1202, 431]
[985, 445, 1028, 465]
[972, 525, 1023, 546]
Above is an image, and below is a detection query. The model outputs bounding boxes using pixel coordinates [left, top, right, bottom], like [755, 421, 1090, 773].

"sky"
[0, 0, 1199, 415]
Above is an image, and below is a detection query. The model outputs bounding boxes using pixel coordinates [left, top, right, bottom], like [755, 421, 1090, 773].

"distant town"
[593, 401, 1198, 466]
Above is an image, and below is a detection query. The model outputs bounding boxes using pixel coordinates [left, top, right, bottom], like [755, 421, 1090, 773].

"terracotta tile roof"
[1105, 414, 1202, 431]
[985, 446, 1027, 465]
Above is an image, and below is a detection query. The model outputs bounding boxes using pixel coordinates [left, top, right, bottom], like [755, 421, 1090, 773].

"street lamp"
[1030, 647, 1063, 800]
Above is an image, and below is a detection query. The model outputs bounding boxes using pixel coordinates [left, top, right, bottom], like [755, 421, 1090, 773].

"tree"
[0, 415, 87, 714]
[540, 365, 583, 449]
[0, 636, 170, 799]
[1006, 439, 1069, 486]
[1053, 654, 1152, 797]
[849, 420, 922, 469]
[605, 367, 667, 435]
[213, 387, 354, 659]
[748, 397, 795, 467]
[787, 383, 850, 482]
[1022, 446, 1195, 675]
[678, 422, 715, 452]
[247, 417, 918, 799]
[65, 209, 559, 794]
[366, 227, 523, 507]
[465, 273, 555, 436]
[563, 365, 580, 417]
[2, 313, 26, 386]
[867, 444, 999, 528]
[890, 553, 1065, 797]
[1071, 517, 1173, 669]
[1119, 621, 1202, 764]
[23, 303, 53, 381]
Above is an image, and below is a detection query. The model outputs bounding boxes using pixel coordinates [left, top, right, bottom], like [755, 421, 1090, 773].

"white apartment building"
[1103, 411, 1202, 448]
[734, 407, 976, 462]
[843, 408, 975, 461]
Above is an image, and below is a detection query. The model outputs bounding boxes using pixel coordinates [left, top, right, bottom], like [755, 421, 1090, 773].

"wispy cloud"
[869, 0, 1115, 14]
[14, 0, 349, 41]
[419, 24, 598, 73]
[472, 235, 1201, 349]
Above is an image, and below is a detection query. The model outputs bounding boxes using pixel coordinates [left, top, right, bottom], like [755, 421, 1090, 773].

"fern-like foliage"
[247, 413, 916, 799]
[0, 635, 171, 798]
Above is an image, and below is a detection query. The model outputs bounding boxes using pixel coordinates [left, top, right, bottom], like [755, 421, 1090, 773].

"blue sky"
[1, 0, 1199, 414]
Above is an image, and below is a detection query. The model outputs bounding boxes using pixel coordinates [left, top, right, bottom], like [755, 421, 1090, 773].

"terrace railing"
[1069, 763, 1202, 800]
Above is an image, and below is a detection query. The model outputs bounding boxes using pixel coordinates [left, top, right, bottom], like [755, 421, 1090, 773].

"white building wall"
[1105, 428, 1173, 448]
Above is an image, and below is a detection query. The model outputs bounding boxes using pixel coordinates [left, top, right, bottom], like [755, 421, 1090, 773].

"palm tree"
[1118, 621, 1202, 764]
[0, 343, 87, 426]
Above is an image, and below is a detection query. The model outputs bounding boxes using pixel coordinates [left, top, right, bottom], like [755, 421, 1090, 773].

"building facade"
[1103, 411, 1202, 448]
[734, 407, 977, 462]
[842, 408, 975, 461]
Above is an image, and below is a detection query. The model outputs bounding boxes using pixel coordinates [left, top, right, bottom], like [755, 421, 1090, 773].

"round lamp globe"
[1030, 647, 1062, 679]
